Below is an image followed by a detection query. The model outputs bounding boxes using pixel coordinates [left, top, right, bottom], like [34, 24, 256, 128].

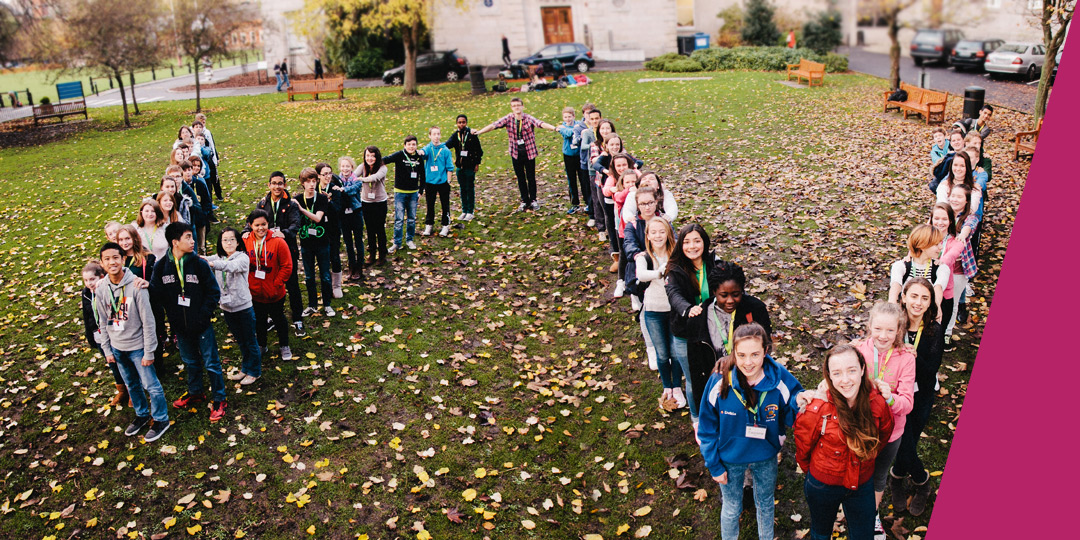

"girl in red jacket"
[243, 209, 294, 362]
[796, 345, 894, 540]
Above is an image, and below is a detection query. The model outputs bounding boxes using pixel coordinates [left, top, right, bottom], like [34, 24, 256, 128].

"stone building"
[260, 0, 317, 75]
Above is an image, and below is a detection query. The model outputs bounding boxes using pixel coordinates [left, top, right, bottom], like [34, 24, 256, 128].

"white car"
[985, 42, 1046, 81]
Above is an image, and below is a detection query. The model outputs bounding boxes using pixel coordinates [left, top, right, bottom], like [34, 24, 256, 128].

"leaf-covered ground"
[0, 71, 1030, 539]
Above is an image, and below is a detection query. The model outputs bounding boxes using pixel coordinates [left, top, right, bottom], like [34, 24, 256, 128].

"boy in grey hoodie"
[95, 242, 170, 442]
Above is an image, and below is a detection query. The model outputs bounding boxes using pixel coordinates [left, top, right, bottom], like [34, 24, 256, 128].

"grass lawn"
[0, 70, 1029, 539]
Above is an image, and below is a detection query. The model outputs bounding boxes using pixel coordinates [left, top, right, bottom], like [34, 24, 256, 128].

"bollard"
[26, 88, 32, 105]
[171, 65, 175, 77]
[152, 67, 156, 80]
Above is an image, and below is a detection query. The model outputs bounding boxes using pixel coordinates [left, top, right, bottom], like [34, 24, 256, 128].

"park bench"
[882, 82, 948, 125]
[1013, 118, 1043, 160]
[785, 59, 825, 87]
[287, 77, 345, 101]
[32, 81, 88, 126]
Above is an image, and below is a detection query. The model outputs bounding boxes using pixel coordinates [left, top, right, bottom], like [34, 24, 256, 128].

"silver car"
[985, 42, 1046, 81]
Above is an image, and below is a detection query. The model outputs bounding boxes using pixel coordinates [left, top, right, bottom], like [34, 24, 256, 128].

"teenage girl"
[244, 209, 294, 362]
[133, 199, 167, 260]
[333, 156, 364, 280]
[207, 228, 262, 386]
[622, 171, 678, 225]
[117, 223, 166, 360]
[935, 151, 981, 218]
[590, 119, 616, 242]
[315, 162, 344, 298]
[357, 147, 389, 265]
[595, 136, 643, 275]
[931, 198, 977, 342]
[156, 191, 183, 225]
[633, 214, 685, 408]
[160, 176, 191, 225]
[887, 224, 948, 322]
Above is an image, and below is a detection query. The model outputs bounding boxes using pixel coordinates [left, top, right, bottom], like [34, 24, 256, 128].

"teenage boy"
[958, 104, 993, 140]
[194, 113, 223, 201]
[246, 172, 305, 337]
[930, 127, 949, 169]
[445, 114, 484, 221]
[151, 222, 227, 423]
[578, 107, 605, 234]
[95, 242, 170, 442]
[383, 136, 427, 252]
[419, 126, 456, 237]
[295, 167, 335, 317]
[557, 106, 590, 215]
[83, 259, 132, 407]
[180, 160, 211, 254]
[474, 97, 559, 211]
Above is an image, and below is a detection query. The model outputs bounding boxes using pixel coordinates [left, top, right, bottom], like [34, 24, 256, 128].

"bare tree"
[1034, 0, 1074, 125]
[168, 0, 243, 112]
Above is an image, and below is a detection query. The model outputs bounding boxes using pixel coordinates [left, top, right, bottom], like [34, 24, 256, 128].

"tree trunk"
[194, 57, 203, 112]
[402, 20, 419, 97]
[115, 72, 131, 128]
[130, 72, 140, 115]
[1035, 3, 1071, 128]
[888, 12, 901, 90]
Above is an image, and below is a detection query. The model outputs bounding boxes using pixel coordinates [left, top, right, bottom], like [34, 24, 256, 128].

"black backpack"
[624, 253, 654, 303]
[888, 89, 908, 102]
[902, 260, 939, 286]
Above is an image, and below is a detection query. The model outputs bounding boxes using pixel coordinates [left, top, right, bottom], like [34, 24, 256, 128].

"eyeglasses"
[319, 171, 332, 176]
[639, 200, 657, 207]
[270, 181, 286, 186]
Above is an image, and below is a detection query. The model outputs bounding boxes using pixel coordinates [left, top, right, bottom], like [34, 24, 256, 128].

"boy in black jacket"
[246, 171, 306, 336]
[151, 222, 228, 423]
[445, 114, 484, 220]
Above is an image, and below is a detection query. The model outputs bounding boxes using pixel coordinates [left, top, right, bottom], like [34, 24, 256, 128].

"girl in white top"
[622, 171, 678, 225]
[133, 198, 168, 260]
[635, 214, 686, 409]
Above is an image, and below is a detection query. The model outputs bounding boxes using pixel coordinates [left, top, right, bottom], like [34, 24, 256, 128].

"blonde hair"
[907, 224, 943, 257]
[867, 301, 907, 349]
[562, 106, 575, 115]
[104, 221, 122, 239]
[643, 216, 676, 268]
[338, 156, 356, 170]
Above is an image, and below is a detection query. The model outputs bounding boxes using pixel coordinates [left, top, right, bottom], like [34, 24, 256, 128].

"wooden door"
[542, 7, 573, 44]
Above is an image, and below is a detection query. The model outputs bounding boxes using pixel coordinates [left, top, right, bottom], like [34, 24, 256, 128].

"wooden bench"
[882, 82, 948, 124]
[1013, 118, 1043, 160]
[786, 59, 825, 87]
[287, 77, 345, 101]
[32, 81, 88, 126]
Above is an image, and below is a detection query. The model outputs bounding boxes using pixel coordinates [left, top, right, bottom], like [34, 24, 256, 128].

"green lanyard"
[173, 253, 186, 297]
[403, 152, 419, 168]
[255, 237, 267, 269]
[107, 282, 124, 320]
[729, 371, 768, 426]
[870, 345, 894, 379]
[709, 307, 737, 355]
[696, 265, 709, 304]
[271, 198, 280, 217]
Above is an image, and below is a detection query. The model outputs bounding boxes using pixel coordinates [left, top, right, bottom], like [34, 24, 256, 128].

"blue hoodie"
[557, 120, 578, 156]
[422, 142, 455, 185]
[697, 356, 804, 477]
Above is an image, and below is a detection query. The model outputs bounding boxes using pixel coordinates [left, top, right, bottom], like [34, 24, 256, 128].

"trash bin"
[677, 35, 695, 56]
[469, 64, 486, 95]
[694, 32, 710, 50]
[963, 86, 985, 119]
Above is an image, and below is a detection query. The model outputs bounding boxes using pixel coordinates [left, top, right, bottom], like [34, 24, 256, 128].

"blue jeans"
[642, 311, 681, 389]
[301, 242, 332, 307]
[223, 307, 261, 378]
[393, 192, 418, 246]
[718, 458, 778, 540]
[275, 72, 283, 91]
[176, 326, 226, 403]
[804, 474, 876, 540]
[111, 347, 169, 423]
[672, 337, 698, 419]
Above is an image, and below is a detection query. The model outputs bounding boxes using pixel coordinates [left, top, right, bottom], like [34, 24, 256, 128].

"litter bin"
[694, 32, 710, 50]
[963, 86, 985, 120]
[677, 35, 695, 56]
[469, 64, 486, 95]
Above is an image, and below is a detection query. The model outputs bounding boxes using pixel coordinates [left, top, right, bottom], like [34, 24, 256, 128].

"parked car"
[950, 39, 1005, 71]
[510, 42, 595, 79]
[1052, 48, 1063, 82]
[911, 28, 966, 66]
[985, 42, 1046, 81]
[382, 51, 469, 85]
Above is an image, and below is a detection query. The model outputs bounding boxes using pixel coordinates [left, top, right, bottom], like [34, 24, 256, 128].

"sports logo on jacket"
[764, 403, 779, 422]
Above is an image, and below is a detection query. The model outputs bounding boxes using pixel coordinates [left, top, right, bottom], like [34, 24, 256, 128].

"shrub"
[715, 5, 745, 48]
[645, 53, 703, 72]
[742, 0, 780, 46]
[347, 48, 394, 79]
[39, 96, 50, 105]
[802, 9, 844, 55]
[675, 46, 848, 73]
[823, 52, 849, 72]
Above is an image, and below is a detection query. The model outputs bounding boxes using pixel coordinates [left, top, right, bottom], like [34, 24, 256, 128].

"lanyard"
[871, 344, 894, 379]
[146, 225, 157, 250]
[515, 115, 522, 138]
[173, 253, 186, 297]
[459, 129, 469, 148]
[905, 324, 924, 351]
[271, 197, 281, 217]
[729, 371, 768, 425]
[304, 193, 315, 223]
[255, 237, 267, 269]
[709, 307, 736, 355]
[403, 152, 419, 168]
[107, 282, 125, 319]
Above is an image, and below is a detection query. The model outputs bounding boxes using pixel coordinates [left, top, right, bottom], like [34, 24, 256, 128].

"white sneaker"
[874, 514, 886, 540]
[280, 346, 293, 361]
[406, 241, 417, 250]
[529, 200, 540, 210]
[439, 225, 450, 237]
[517, 203, 527, 212]
[301, 307, 318, 318]
[463, 213, 474, 221]
[613, 280, 625, 298]
[598, 231, 607, 242]
[324, 306, 336, 317]
[388, 244, 399, 254]
[631, 295, 642, 311]
[458, 212, 467, 220]
[587, 219, 596, 228]
[422, 225, 433, 236]
[672, 387, 687, 409]
[227, 369, 245, 381]
[240, 375, 259, 386]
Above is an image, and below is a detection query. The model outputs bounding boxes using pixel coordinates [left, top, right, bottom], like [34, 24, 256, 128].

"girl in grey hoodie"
[207, 228, 262, 385]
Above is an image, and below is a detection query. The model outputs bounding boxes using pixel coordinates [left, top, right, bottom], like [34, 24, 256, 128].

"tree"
[168, 0, 243, 112]
[742, 0, 780, 46]
[802, 9, 843, 55]
[1034, 0, 1074, 125]
[299, 0, 404, 78]
[0, 4, 19, 66]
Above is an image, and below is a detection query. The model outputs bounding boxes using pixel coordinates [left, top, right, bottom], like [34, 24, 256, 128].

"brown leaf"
[446, 507, 465, 524]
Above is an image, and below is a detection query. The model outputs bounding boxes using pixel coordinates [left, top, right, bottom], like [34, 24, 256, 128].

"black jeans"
[208, 159, 222, 199]
[362, 200, 388, 259]
[425, 182, 452, 226]
[341, 209, 364, 269]
[892, 388, 935, 483]
[253, 298, 289, 348]
[603, 201, 621, 255]
[562, 153, 589, 207]
[301, 242, 332, 308]
[511, 154, 537, 205]
[284, 241, 303, 321]
[590, 176, 606, 229]
[325, 215, 342, 273]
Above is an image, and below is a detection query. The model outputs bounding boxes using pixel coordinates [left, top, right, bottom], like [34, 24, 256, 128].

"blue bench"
[33, 81, 89, 126]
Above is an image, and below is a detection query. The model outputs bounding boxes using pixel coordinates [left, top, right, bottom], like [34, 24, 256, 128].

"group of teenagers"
[74, 98, 996, 538]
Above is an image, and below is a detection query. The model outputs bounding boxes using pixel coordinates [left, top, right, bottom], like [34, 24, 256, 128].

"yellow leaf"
[474, 467, 487, 478]
[633, 505, 651, 517]
[307, 525, 316, 535]
[283, 454, 295, 463]
[584, 535, 605, 540]
[187, 524, 202, 535]
[462, 488, 477, 501]
[416, 530, 432, 540]
[85, 517, 98, 528]
[521, 520, 536, 530]
[306, 352, 317, 359]
[165, 517, 177, 529]
[616, 523, 630, 535]
[235, 530, 246, 538]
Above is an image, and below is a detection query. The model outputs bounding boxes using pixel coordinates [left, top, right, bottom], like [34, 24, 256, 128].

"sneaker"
[587, 218, 596, 228]
[124, 416, 151, 436]
[517, 203, 527, 212]
[672, 387, 687, 409]
[874, 514, 886, 540]
[566, 206, 577, 215]
[227, 369, 246, 381]
[458, 212, 467, 220]
[324, 306, 336, 317]
[439, 225, 450, 237]
[613, 280, 626, 298]
[280, 346, 293, 361]
[209, 401, 227, 423]
[406, 241, 417, 250]
[293, 321, 306, 337]
[584, 205, 591, 214]
[422, 225, 433, 236]
[388, 244, 399, 254]
[463, 213, 474, 221]
[143, 420, 170, 442]
[631, 295, 642, 311]
[598, 231, 607, 242]
[240, 375, 259, 386]
[529, 200, 540, 210]
[212, 204, 220, 210]
[173, 392, 206, 409]
[266, 318, 275, 332]
[301, 307, 318, 318]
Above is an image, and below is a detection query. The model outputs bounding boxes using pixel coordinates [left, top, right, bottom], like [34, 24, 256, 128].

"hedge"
[646, 47, 848, 74]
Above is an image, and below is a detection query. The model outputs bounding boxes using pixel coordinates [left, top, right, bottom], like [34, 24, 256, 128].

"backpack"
[902, 259, 939, 286]
[624, 253, 654, 303]
[888, 89, 908, 102]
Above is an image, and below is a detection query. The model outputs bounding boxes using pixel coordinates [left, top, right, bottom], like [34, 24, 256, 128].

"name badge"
[177, 295, 191, 307]
[411, 171, 418, 178]
[112, 320, 125, 331]
[430, 166, 438, 172]
[221, 294, 232, 304]
[308, 228, 318, 236]
[913, 382, 919, 393]
[93, 329, 105, 344]
[517, 139, 525, 145]
[344, 207, 354, 214]
[460, 150, 468, 157]
[254, 270, 267, 280]
[745, 425, 767, 439]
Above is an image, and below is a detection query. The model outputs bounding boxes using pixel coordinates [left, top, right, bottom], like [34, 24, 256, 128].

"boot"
[888, 469, 909, 513]
[907, 474, 933, 516]
[347, 262, 360, 282]
[331, 272, 344, 298]
[609, 252, 619, 274]
[109, 383, 128, 407]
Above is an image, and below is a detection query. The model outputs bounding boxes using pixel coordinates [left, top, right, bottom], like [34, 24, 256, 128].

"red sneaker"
[172, 392, 206, 409]
[209, 401, 227, 423]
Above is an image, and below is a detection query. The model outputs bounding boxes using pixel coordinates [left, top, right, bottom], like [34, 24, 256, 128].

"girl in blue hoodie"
[697, 322, 807, 540]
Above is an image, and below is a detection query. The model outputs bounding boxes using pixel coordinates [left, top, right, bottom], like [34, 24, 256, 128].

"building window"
[1028, 0, 1042, 11]
[677, 0, 694, 26]
[986, 0, 1001, 8]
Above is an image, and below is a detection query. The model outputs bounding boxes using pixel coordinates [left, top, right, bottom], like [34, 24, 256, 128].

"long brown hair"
[118, 224, 149, 267]
[718, 323, 772, 407]
[823, 344, 882, 460]
[156, 191, 181, 224]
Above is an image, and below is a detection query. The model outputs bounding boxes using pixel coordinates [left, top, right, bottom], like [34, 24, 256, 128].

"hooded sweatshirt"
[244, 234, 293, 303]
[697, 356, 805, 477]
[421, 142, 455, 185]
[93, 268, 158, 354]
[855, 339, 916, 443]
[207, 252, 253, 313]
[150, 250, 221, 337]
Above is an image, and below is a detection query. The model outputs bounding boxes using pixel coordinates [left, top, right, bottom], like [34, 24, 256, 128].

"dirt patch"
[173, 72, 334, 92]
[0, 117, 94, 148]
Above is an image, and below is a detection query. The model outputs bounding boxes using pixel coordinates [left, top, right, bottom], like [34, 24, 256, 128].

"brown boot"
[907, 473, 933, 516]
[109, 383, 128, 407]
[608, 252, 619, 273]
[888, 469, 909, 513]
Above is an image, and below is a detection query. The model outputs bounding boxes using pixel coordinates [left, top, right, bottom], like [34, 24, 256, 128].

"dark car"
[950, 39, 1004, 71]
[510, 42, 595, 78]
[382, 50, 469, 85]
[911, 28, 966, 66]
